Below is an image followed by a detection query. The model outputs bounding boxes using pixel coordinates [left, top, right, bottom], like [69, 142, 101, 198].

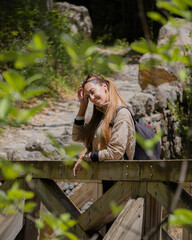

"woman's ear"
[103, 83, 108, 91]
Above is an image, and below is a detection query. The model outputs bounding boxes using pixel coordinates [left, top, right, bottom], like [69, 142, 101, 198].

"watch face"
[85, 153, 89, 161]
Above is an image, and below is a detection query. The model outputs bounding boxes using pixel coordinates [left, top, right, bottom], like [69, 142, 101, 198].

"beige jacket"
[72, 107, 136, 160]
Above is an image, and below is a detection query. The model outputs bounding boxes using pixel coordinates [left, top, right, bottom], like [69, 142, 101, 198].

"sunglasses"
[83, 73, 109, 89]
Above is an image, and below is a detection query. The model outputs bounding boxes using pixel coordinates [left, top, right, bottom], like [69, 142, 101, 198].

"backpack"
[109, 106, 161, 160]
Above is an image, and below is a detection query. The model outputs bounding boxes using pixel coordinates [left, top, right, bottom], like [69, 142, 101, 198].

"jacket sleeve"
[98, 108, 136, 161]
[72, 119, 86, 143]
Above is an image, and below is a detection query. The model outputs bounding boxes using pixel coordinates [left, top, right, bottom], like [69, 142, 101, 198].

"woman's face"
[83, 81, 109, 107]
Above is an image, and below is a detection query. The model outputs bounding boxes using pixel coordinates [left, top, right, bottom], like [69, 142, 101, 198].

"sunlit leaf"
[15, 52, 45, 68]
[110, 201, 124, 216]
[169, 208, 192, 225]
[65, 145, 83, 157]
[178, 69, 187, 82]
[108, 54, 125, 71]
[0, 81, 11, 94]
[157, 1, 182, 16]
[35, 219, 45, 229]
[23, 87, 46, 99]
[0, 97, 11, 120]
[131, 39, 157, 54]
[16, 101, 48, 123]
[25, 74, 43, 86]
[135, 131, 163, 151]
[3, 70, 25, 91]
[19, 202, 37, 212]
[8, 188, 34, 200]
[63, 231, 78, 240]
[28, 31, 47, 51]
[147, 12, 167, 25]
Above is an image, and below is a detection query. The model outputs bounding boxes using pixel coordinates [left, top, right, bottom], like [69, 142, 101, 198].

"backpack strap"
[109, 106, 136, 127]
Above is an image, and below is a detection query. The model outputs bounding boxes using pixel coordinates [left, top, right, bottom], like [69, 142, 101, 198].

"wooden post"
[183, 183, 192, 240]
[103, 198, 144, 240]
[16, 196, 41, 240]
[143, 193, 162, 240]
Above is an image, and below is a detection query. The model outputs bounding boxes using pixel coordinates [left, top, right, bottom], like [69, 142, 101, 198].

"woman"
[72, 73, 136, 178]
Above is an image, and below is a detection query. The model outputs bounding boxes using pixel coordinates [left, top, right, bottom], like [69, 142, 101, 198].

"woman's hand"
[73, 152, 91, 178]
[73, 157, 83, 178]
[77, 83, 89, 108]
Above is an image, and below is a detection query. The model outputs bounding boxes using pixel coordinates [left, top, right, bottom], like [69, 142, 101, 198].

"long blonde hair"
[82, 74, 126, 151]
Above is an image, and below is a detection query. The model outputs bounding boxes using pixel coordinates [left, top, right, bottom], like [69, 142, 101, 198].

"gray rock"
[138, 18, 192, 90]
[25, 141, 43, 151]
[7, 150, 49, 161]
[129, 93, 156, 118]
[54, 2, 93, 38]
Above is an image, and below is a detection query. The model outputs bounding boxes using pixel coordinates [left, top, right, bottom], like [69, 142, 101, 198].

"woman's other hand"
[73, 157, 83, 178]
[77, 83, 89, 108]
[73, 152, 91, 178]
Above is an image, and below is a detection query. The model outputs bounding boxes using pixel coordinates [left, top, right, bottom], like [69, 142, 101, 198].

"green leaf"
[108, 54, 125, 71]
[178, 69, 187, 82]
[0, 51, 17, 62]
[131, 39, 157, 54]
[28, 31, 47, 51]
[182, 0, 192, 7]
[16, 101, 48, 123]
[20, 202, 37, 212]
[63, 232, 78, 240]
[25, 74, 43, 86]
[147, 12, 167, 25]
[35, 219, 45, 229]
[172, 0, 188, 9]
[157, 1, 182, 16]
[23, 87, 46, 99]
[135, 131, 163, 151]
[3, 70, 25, 92]
[8, 188, 34, 200]
[0, 97, 11, 120]
[15, 51, 45, 69]
[169, 208, 192, 225]
[65, 145, 83, 157]
[0, 81, 11, 94]
[110, 201, 124, 216]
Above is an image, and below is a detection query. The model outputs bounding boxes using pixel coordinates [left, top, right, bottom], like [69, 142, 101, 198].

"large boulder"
[54, 2, 93, 38]
[139, 19, 192, 90]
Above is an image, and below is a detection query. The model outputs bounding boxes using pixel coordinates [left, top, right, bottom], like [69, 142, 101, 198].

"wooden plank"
[103, 198, 144, 240]
[69, 183, 97, 209]
[0, 180, 15, 191]
[1, 160, 192, 182]
[78, 181, 131, 232]
[143, 193, 162, 240]
[183, 183, 192, 240]
[31, 179, 90, 240]
[0, 180, 24, 240]
[0, 203, 24, 240]
[148, 182, 192, 235]
[22, 196, 41, 240]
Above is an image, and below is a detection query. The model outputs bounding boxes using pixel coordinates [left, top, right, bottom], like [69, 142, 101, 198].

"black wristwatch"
[84, 152, 90, 161]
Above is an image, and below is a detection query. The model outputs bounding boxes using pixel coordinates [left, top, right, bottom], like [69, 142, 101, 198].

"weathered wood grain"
[103, 198, 144, 240]
[32, 179, 89, 240]
[78, 181, 131, 232]
[1, 160, 192, 182]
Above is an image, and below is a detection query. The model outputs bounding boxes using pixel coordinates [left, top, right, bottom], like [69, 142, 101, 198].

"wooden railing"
[1, 160, 192, 240]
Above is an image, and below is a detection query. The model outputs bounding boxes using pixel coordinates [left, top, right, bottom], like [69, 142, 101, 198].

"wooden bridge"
[1, 159, 192, 240]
